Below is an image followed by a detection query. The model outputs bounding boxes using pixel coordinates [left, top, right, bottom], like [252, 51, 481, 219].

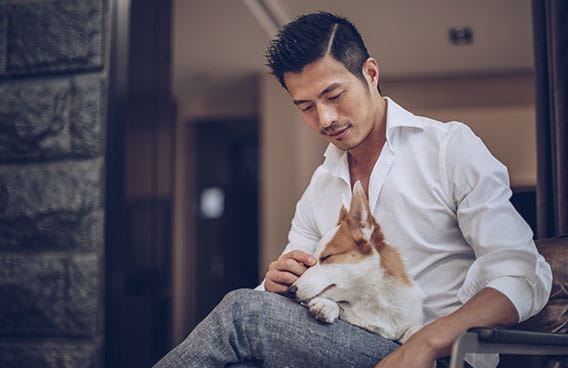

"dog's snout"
[288, 285, 298, 298]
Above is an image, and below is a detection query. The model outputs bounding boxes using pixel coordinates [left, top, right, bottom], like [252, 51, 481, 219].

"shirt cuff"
[486, 276, 533, 323]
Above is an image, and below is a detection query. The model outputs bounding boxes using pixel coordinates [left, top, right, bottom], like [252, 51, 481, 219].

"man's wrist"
[414, 317, 463, 359]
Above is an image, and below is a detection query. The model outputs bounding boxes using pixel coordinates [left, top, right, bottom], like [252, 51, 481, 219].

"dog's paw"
[308, 297, 340, 323]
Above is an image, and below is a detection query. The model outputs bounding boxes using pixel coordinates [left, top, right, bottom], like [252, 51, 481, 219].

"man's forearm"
[415, 287, 519, 358]
[375, 287, 519, 368]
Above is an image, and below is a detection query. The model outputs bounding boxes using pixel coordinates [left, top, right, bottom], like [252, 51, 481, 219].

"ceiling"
[172, 0, 534, 100]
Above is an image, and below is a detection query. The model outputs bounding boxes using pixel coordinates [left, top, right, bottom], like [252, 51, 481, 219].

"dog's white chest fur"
[289, 181, 424, 343]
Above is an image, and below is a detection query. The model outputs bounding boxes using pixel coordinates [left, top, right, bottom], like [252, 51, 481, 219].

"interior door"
[190, 118, 260, 325]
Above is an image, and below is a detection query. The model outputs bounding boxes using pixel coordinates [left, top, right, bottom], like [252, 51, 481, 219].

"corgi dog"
[288, 181, 424, 343]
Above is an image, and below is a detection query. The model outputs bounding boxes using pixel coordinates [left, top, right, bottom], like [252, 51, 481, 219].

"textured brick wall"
[0, 0, 107, 367]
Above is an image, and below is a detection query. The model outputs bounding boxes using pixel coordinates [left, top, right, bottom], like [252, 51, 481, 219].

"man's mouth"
[321, 122, 351, 139]
[322, 124, 351, 139]
[327, 127, 349, 139]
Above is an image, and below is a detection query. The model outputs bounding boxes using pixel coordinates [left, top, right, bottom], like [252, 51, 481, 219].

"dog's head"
[289, 181, 411, 304]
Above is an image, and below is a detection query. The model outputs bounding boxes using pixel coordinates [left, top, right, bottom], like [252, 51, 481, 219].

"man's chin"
[330, 139, 359, 151]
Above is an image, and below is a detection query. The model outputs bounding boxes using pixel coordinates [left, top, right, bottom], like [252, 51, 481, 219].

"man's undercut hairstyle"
[266, 12, 379, 92]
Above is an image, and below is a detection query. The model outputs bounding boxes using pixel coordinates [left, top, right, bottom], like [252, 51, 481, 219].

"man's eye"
[302, 105, 314, 112]
[329, 93, 342, 101]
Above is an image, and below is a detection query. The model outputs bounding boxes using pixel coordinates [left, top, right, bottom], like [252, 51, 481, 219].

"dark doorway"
[105, 0, 174, 366]
[189, 118, 260, 326]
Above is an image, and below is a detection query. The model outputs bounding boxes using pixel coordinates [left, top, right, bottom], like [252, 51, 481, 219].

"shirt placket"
[368, 141, 396, 213]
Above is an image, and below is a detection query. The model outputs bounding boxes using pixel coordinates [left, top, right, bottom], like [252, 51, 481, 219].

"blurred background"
[1, 0, 563, 367]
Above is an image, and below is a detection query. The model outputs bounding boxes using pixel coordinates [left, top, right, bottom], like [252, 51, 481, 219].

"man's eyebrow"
[292, 83, 342, 105]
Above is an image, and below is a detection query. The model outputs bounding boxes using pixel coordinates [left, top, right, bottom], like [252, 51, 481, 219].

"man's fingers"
[264, 258, 305, 293]
[278, 258, 310, 277]
[264, 250, 316, 294]
[266, 268, 298, 285]
[281, 250, 316, 267]
[264, 279, 292, 295]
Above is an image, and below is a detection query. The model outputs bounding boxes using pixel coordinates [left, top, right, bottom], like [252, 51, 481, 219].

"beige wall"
[259, 75, 327, 275]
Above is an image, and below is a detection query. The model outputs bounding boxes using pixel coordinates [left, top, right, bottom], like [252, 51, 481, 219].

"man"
[154, 12, 551, 368]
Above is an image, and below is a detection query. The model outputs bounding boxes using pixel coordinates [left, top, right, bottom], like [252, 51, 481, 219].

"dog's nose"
[288, 285, 298, 298]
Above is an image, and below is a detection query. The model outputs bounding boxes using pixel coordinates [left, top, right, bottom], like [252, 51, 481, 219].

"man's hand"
[374, 324, 442, 368]
[264, 250, 316, 295]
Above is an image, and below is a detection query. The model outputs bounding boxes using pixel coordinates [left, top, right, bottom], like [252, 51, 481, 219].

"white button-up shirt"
[263, 98, 552, 368]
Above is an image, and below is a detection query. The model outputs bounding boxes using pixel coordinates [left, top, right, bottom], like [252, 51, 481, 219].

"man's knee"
[221, 288, 261, 304]
[220, 288, 272, 313]
[218, 288, 293, 321]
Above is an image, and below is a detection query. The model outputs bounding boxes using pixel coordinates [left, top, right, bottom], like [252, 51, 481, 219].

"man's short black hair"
[265, 12, 379, 92]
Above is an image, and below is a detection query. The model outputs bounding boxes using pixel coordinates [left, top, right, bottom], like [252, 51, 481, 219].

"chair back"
[517, 236, 568, 334]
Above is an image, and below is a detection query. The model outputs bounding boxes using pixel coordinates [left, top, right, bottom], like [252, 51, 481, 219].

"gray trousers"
[153, 288, 461, 368]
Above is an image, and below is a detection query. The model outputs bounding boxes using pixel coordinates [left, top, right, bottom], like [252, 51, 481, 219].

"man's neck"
[347, 98, 388, 194]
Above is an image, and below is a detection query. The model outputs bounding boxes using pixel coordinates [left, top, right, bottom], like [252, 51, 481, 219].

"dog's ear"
[337, 205, 348, 225]
[348, 181, 376, 242]
[349, 181, 372, 228]
[349, 181, 386, 249]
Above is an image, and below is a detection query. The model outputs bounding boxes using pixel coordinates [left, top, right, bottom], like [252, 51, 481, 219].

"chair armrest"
[470, 327, 568, 345]
[449, 327, 568, 368]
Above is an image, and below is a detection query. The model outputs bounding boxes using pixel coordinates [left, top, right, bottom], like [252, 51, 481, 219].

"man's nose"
[317, 104, 337, 129]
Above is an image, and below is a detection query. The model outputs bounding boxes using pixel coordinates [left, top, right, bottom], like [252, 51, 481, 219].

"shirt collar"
[383, 96, 424, 133]
[323, 97, 423, 170]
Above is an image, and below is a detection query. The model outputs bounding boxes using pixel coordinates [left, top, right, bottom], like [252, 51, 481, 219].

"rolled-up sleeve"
[446, 123, 552, 322]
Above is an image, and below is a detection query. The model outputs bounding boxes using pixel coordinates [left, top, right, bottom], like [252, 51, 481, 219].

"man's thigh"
[227, 289, 401, 368]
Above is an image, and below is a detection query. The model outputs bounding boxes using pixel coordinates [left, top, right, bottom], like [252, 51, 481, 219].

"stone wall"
[0, 0, 108, 367]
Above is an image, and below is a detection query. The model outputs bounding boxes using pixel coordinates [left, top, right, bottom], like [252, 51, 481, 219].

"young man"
[154, 12, 552, 368]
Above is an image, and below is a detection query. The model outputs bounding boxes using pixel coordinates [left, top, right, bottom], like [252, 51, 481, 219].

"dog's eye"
[320, 254, 332, 262]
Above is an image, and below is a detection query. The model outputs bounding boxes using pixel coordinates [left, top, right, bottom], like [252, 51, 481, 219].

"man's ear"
[362, 58, 379, 89]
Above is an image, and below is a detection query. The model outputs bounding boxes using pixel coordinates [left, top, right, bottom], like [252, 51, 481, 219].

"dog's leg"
[308, 297, 340, 323]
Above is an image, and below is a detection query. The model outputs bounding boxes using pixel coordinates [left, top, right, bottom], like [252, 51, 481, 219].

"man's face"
[283, 55, 382, 151]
